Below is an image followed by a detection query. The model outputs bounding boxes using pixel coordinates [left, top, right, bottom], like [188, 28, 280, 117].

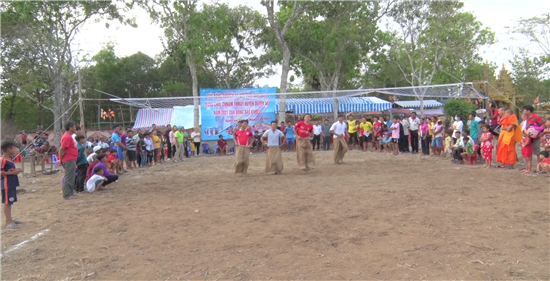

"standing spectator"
[452, 115, 464, 139]
[468, 113, 480, 144]
[111, 126, 127, 173]
[346, 115, 359, 150]
[420, 118, 430, 156]
[174, 127, 185, 162]
[390, 116, 400, 156]
[59, 121, 78, 200]
[144, 133, 154, 167]
[152, 129, 161, 165]
[164, 124, 172, 160]
[408, 112, 421, 154]
[191, 128, 201, 156]
[169, 125, 177, 158]
[126, 130, 137, 169]
[312, 120, 322, 151]
[496, 109, 522, 168]
[321, 119, 332, 151]
[285, 122, 295, 151]
[400, 116, 410, 152]
[1, 141, 23, 229]
[20, 131, 27, 146]
[523, 105, 544, 171]
[75, 135, 88, 193]
[359, 117, 373, 152]
[120, 128, 128, 163]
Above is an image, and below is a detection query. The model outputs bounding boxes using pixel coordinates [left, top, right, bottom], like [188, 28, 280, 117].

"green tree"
[389, 0, 494, 116]
[511, 49, 550, 105]
[443, 99, 477, 120]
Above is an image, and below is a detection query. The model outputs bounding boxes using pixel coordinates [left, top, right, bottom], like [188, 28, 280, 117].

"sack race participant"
[294, 114, 315, 171]
[262, 121, 286, 174]
[330, 116, 349, 164]
[234, 120, 253, 175]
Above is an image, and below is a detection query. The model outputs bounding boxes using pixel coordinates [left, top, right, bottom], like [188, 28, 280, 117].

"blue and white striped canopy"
[394, 100, 443, 108]
[276, 97, 391, 114]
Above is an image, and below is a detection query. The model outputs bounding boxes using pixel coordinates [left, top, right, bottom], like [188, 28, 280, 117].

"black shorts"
[392, 138, 399, 144]
[127, 150, 136, 161]
[2, 188, 17, 205]
[348, 132, 359, 144]
[361, 134, 372, 143]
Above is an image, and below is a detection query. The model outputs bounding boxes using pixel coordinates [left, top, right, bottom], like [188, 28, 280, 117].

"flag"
[109, 109, 115, 118]
[534, 95, 539, 104]
[101, 109, 106, 120]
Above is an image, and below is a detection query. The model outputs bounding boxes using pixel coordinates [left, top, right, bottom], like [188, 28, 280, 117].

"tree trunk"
[37, 89, 45, 127]
[188, 51, 200, 130]
[279, 45, 291, 123]
[53, 71, 63, 148]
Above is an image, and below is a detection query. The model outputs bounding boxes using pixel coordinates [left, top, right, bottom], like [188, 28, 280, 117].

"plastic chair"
[51, 154, 60, 168]
[202, 143, 211, 154]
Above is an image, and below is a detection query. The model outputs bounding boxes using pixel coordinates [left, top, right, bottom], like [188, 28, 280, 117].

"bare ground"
[1, 150, 549, 280]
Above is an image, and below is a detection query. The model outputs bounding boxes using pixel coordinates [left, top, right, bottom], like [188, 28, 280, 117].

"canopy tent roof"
[276, 96, 391, 114]
[394, 100, 443, 108]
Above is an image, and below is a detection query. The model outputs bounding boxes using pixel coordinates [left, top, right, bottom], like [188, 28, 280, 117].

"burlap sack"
[333, 136, 349, 164]
[296, 137, 315, 171]
[234, 145, 251, 175]
[265, 146, 284, 174]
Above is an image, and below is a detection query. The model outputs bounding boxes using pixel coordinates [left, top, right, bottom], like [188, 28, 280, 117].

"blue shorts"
[287, 138, 295, 143]
[115, 147, 124, 160]
[2, 187, 17, 205]
[432, 137, 442, 148]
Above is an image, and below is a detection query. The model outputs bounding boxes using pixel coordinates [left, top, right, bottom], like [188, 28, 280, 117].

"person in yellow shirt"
[359, 117, 373, 151]
[152, 130, 161, 165]
[347, 114, 359, 150]
[428, 116, 436, 155]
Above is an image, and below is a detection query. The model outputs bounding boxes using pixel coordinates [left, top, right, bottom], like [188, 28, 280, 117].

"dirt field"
[1, 150, 549, 280]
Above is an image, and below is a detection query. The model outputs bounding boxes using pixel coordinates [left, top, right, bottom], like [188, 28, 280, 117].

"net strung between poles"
[98, 82, 485, 110]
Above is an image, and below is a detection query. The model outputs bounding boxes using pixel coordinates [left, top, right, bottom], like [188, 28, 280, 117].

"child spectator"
[86, 155, 99, 182]
[390, 116, 400, 156]
[521, 128, 533, 174]
[460, 137, 475, 163]
[108, 149, 120, 174]
[443, 130, 453, 158]
[542, 117, 550, 152]
[480, 124, 494, 168]
[137, 134, 148, 167]
[373, 117, 382, 152]
[126, 130, 137, 169]
[452, 131, 464, 164]
[144, 133, 154, 167]
[86, 166, 106, 195]
[75, 135, 89, 193]
[87, 146, 102, 164]
[1, 141, 22, 229]
[431, 119, 443, 156]
[380, 132, 392, 152]
[151, 130, 161, 165]
[217, 135, 228, 155]
[92, 154, 119, 187]
[536, 151, 550, 176]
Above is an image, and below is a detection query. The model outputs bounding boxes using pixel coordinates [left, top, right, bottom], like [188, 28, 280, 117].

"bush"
[443, 99, 477, 120]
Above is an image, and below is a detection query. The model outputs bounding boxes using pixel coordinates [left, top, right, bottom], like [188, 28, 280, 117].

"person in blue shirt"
[285, 122, 295, 151]
[1, 141, 22, 229]
[75, 135, 89, 193]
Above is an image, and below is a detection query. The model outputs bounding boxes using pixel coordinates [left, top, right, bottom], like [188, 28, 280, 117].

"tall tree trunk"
[37, 89, 45, 127]
[53, 71, 63, 148]
[279, 45, 291, 123]
[188, 51, 200, 129]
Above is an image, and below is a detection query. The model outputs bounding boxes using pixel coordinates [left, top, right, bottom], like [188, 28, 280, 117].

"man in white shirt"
[312, 120, 323, 151]
[330, 116, 349, 164]
[408, 112, 421, 154]
[262, 121, 286, 174]
[400, 116, 410, 152]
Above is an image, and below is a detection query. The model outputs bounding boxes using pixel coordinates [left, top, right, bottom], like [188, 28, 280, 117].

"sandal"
[6, 223, 18, 229]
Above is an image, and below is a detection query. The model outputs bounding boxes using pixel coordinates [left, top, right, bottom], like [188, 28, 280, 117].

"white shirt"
[191, 132, 201, 142]
[262, 129, 285, 146]
[401, 119, 410, 135]
[86, 152, 96, 164]
[452, 120, 464, 136]
[330, 121, 347, 138]
[313, 125, 322, 135]
[409, 117, 421, 131]
[72, 133, 77, 145]
[86, 174, 104, 193]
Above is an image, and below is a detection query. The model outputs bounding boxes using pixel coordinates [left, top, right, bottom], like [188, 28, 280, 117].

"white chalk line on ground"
[1, 229, 50, 257]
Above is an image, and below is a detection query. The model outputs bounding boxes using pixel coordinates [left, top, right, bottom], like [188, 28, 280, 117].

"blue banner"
[200, 88, 277, 140]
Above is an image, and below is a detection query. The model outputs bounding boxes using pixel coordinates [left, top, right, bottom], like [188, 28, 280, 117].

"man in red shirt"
[294, 114, 315, 171]
[233, 120, 253, 175]
[217, 135, 228, 156]
[59, 121, 78, 200]
[523, 105, 544, 170]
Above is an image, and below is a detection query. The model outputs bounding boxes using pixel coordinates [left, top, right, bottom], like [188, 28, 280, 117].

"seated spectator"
[217, 135, 228, 156]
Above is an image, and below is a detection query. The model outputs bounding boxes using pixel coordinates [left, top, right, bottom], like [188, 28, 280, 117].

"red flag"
[534, 95, 539, 104]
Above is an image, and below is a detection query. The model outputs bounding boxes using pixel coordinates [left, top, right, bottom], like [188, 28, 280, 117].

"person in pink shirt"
[390, 116, 400, 156]
[420, 118, 430, 156]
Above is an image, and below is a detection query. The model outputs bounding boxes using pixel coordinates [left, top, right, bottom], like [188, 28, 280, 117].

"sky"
[74, 0, 550, 88]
